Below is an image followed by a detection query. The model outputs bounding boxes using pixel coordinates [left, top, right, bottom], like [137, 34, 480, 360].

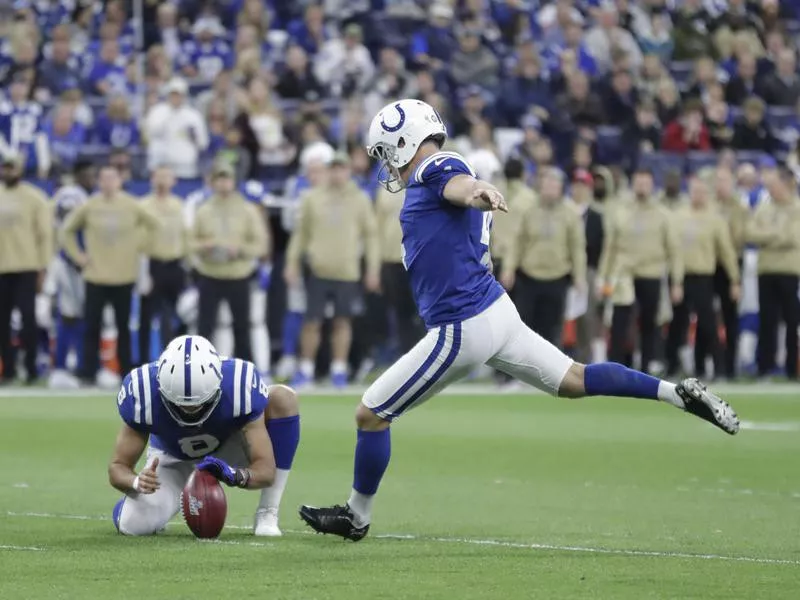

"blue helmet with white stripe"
[156, 335, 223, 427]
[367, 98, 447, 192]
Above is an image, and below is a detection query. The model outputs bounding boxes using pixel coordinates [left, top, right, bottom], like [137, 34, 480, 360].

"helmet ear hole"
[398, 137, 406, 149]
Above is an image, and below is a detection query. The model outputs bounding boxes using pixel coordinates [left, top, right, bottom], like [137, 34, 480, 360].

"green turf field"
[1, 390, 799, 599]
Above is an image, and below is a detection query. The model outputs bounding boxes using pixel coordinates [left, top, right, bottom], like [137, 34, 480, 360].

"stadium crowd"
[1, 0, 800, 389]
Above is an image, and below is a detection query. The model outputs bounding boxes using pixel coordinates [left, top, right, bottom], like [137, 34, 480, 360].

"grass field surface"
[1, 389, 799, 599]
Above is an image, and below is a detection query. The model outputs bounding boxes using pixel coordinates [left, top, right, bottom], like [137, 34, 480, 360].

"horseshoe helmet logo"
[380, 103, 406, 132]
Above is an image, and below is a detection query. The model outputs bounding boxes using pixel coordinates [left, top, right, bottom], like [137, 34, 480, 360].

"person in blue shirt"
[178, 16, 235, 83]
[42, 103, 86, 175]
[85, 39, 127, 97]
[286, 3, 329, 56]
[108, 335, 300, 537]
[299, 98, 741, 542]
[91, 95, 140, 150]
[0, 75, 48, 178]
[410, 3, 457, 71]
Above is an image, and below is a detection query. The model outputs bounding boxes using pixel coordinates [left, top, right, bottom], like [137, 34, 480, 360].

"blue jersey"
[401, 151, 504, 328]
[0, 100, 43, 171]
[117, 358, 269, 460]
[178, 40, 233, 82]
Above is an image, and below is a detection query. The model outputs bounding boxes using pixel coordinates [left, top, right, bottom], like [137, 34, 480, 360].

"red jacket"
[661, 120, 712, 153]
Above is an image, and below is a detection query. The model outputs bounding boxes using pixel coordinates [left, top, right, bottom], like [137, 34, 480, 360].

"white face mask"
[369, 143, 406, 193]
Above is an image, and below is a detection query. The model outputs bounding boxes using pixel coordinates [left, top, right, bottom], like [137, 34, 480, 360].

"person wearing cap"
[712, 166, 748, 379]
[571, 168, 605, 364]
[137, 166, 187, 362]
[0, 151, 52, 384]
[744, 167, 800, 381]
[191, 160, 269, 364]
[143, 77, 209, 179]
[285, 151, 380, 388]
[501, 168, 586, 347]
[61, 165, 159, 386]
[665, 176, 740, 379]
[179, 16, 233, 83]
[598, 168, 683, 374]
[450, 18, 499, 90]
[313, 23, 375, 98]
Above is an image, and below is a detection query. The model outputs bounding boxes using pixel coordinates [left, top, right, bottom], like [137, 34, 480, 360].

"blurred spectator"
[44, 103, 86, 177]
[237, 0, 273, 37]
[637, 11, 673, 62]
[144, 45, 174, 89]
[154, 3, 182, 64]
[745, 168, 800, 381]
[638, 53, 667, 98]
[583, 2, 642, 74]
[314, 23, 375, 99]
[554, 71, 605, 131]
[662, 100, 712, 153]
[600, 69, 639, 127]
[0, 151, 52, 384]
[713, 166, 747, 379]
[179, 16, 234, 84]
[756, 48, 800, 106]
[660, 170, 688, 212]
[452, 86, 493, 138]
[92, 95, 140, 151]
[205, 99, 228, 161]
[0, 75, 49, 179]
[705, 92, 735, 149]
[138, 166, 187, 362]
[109, 148, 134, 190]
[61, 166, 158, 386]
[672, 0, 715, 60]
[501, 167, 586, 347]
[655, 76, 681, 125]
[197, 70, 238, 123]
[497, 51, 551, 127]
[600, 169, 683, 374]
[568, 138, 594, 175]
[622, 98, 661, 171]
[666, 176, 739, 379]
[571, 168, 604, 365]
[543, 19, 598, 79]
[85, 39, 127, 97]
[364, 47, 411, 117]
[450, 21, 500, 90]
[36, 24, 81, 100]
[725, 52, 759, 106]
[276, 44, 325, 100]
[537, 0, 585, 45]
[285, 152, 379, 388]
[144, 77, 209, 179]
[7, 38, 39, 85]
[685, 56, 722, 104]
[410, 2, 456, 71]
[287, 3, 329, 56]
[235, 76, 293, 179]
[192, 160, 269, 363]
[732, 96, 777, 153]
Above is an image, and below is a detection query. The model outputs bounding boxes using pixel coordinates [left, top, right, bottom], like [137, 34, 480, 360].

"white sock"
[658, 381, 685, 409]
[331, 360, 347, 376]
[299, 359, 314, 377]
[347, 489, 374, 527]
[258, 468, 290, 511]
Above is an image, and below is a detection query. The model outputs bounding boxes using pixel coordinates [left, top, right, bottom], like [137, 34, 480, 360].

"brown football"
[181, 470, 227, 539]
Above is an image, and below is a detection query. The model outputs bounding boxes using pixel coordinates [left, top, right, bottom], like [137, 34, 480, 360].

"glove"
[196, 456, 250, 488]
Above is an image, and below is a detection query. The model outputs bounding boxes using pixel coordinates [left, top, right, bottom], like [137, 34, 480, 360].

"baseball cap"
[329, 151, 350, 167]
[1, 150, 22, 166]
[573, 169, 593, 186]
[344, 23, 363, 38]
[211, 160, 235, 178]
[165, 77, 188, 95]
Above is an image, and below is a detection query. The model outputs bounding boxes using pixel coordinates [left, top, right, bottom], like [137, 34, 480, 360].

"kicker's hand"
[469, 188, 508, 213]
[134, 457, 160, 494]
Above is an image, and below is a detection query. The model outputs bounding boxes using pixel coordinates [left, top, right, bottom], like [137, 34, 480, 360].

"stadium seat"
[638, 152, 685, 186]
[669, 61, 694, 91]
[766, 106, 796, 131]
[686, 152, 718, 174]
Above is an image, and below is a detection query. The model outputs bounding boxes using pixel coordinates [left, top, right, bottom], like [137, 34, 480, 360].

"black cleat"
[677, 378, 740, 435]
[299, 504, 370, 542]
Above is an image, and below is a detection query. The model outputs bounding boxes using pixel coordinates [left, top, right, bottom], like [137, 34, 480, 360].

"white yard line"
[5, 510, 798, 566]
[740, 420, 800, 432]
[0, 544, 44, 551]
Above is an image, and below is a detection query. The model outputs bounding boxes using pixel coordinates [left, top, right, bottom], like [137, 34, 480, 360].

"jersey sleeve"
[227, 359, 268, 423]
[116, 368, 154, 433]
[413, 152, 476, 200]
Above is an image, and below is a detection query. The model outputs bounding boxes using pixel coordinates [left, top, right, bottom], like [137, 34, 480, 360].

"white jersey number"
[178, 434, 221, 458]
